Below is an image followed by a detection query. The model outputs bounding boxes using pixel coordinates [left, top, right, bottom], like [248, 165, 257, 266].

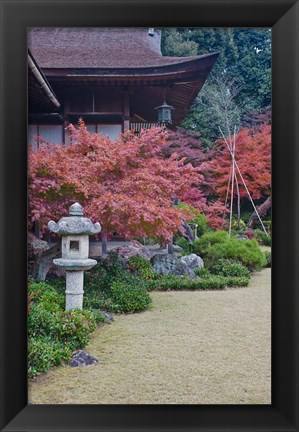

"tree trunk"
[102, 230, 108, 257]
[247, 195, 271, 229]
[167, 239, 174, 254]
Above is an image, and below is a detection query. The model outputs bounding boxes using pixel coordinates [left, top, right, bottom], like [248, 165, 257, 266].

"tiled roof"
[28, 27, 213, 69]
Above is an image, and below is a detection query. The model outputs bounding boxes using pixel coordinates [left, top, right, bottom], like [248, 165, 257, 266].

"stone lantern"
[48, 202, 101, 311]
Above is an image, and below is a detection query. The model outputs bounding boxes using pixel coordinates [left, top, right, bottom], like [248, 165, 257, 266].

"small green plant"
[194, 267, 211, 278]
[110, 278, 152, 312]
[262, 235, 271, 246]
[127, 256, 158, 280]
[224, 276, 250, 287]
[193, 230, 266, 270]
[148, 274, 227, 291]
[28, 281, 105, 377]
[209, 259, 250, 278]
[193, 230, 228, 256]
[174, 236, 191, 254]
[264, 250, 271, 267]
[28, 336, 71, 378]
[56, 309, 103, 350]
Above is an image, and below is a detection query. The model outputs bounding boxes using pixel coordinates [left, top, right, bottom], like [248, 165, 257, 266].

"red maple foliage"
[163, 127, 214, 167]
[28, 121, 207, 241]
[201, 124, 271, 201]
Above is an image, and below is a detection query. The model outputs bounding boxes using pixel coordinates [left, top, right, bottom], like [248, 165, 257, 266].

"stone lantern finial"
[69, 202, 84, 216]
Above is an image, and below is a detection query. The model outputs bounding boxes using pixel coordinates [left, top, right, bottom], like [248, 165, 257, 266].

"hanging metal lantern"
[155, 98, 174, 124]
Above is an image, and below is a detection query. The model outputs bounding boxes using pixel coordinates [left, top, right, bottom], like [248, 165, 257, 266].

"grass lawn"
[28, 267, 271, 405]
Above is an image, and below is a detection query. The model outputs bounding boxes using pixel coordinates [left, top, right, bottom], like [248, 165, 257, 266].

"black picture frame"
[1, 0, 298, 431]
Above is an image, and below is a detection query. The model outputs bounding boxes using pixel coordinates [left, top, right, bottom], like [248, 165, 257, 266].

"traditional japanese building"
[28, 27, 218, 145]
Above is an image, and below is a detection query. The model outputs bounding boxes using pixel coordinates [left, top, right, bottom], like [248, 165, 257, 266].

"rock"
[99, 310, 114, 324]
[173, 245, 184, 253]
[28, 233, 50, 278]
[112, 241, 184, 260]
[180, 253, 204, 270]
[150, 253, 196, 278]
[69, 350, 99, 367]
[235, 234, 249, 240]
[34, 241, 62, 281]
[111, 240, 152, 260]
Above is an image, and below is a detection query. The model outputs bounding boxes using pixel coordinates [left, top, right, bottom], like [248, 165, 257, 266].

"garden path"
[29, 267, 271, 404]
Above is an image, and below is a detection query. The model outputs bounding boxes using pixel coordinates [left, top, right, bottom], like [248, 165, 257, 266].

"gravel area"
[29, 268, 271, 405]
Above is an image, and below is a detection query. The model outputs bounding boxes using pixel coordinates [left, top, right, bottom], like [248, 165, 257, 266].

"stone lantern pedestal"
[48, 203, 101, 310]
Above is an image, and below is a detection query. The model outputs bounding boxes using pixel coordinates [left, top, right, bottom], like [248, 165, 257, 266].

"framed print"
[0, 0, 298, 431]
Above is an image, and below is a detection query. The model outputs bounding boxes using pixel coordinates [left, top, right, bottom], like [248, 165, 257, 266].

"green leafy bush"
[253, 229, 271, 246]
[193, 230, 266, 270]
[28, 281, 104, 377]
[127, 256, 158, 280]
[28, 336, 71, 379]
[209, 259, 250, 278]
[148, 273, 250, 290]
[28, 303, 60, 337]
[148, 274, 227, 291]
[56, 309, 102, 350]
[174, 236, 191, 254]
[194, 267, 211, 278]
[224, 276, 250, 287]
[262, 235, 271, 246]
[253, 229, 264, 244]
[264, 250, 271, 267]
[29, 282, 60, 302]
[110, 278, 152, 312]
[192, 213, 208, 237]
[193, 230, 228, 256]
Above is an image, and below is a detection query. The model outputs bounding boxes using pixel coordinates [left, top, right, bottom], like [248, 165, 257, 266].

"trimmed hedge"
[193, 230, 266, 270]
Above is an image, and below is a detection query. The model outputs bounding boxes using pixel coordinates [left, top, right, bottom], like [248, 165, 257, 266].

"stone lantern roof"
[48, 203, 101, 236]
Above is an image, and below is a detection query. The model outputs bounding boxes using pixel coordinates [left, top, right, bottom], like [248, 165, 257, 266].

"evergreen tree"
[162, 28, 271, 145]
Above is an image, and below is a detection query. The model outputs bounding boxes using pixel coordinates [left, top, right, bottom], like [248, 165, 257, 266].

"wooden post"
[123, 91, 130, 132]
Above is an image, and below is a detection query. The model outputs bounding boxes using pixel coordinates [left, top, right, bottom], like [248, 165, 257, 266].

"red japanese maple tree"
[28, 121, 206, 241]
[200, 124, 271, 201]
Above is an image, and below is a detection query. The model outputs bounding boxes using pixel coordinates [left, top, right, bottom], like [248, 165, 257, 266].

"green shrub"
[28, 336, 71, 378]
[224, 276, 250, 287]
[56, 309, 102, 350]
[110, 278, 152, 312]
[127, 256, 158, 280]
[253, 229, 264, 244]
[83, 290, 112, 310]
[208, 238, 266, 269]
[29, 282, 58, 301]
[262, 235, 271, 246]
[148, 273, 250, 290]
[209, 259, 250, 278]
[194, 267, 211, 278]
[193, 231, 266, 270]
[191, 213, 208, 237]
[193, 230, 228, 256]
[28, 304, 60, 337]
[264, 251, 271, 267]
[174, 236, 191, 254]
[148, 274, 227, 291]
[28, 281, 105, 377]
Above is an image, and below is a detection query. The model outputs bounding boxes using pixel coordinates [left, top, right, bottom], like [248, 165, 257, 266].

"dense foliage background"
[162, 28, 271, 145]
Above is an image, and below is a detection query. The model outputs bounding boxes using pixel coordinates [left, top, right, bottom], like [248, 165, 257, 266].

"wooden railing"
[129, 122, 161, 134]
